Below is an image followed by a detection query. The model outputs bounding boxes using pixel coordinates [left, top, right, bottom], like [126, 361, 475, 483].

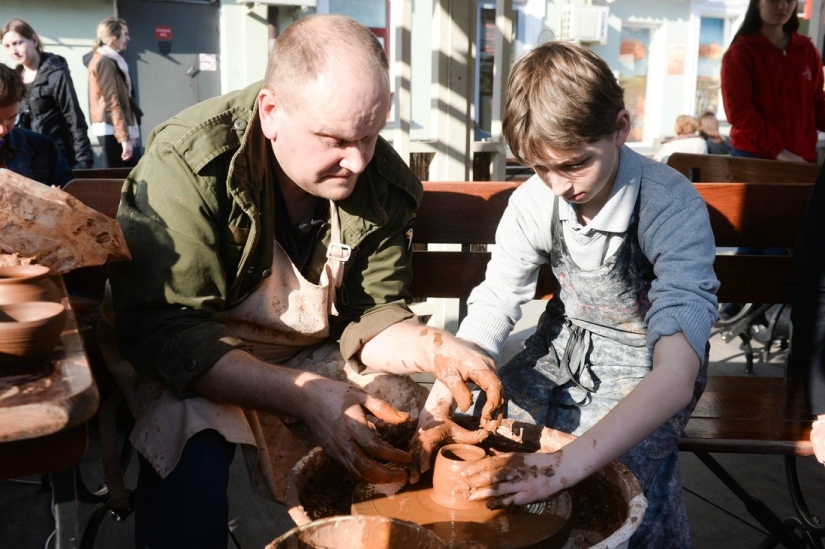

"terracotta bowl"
[0, 301, 67, 366]
[267, 515, 446, 549]
[0, 264, 62, 306]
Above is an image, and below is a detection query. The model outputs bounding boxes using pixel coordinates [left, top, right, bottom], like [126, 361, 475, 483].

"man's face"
[528, 110, 631, 215]
[258, 67, 391, 202]
[0, 102, 19, 140]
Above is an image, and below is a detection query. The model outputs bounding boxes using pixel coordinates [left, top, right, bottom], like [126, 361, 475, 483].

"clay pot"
[0, 265, 62, 306]
[430, 443, 487, 510]
[267, 515, 446, 549]
[0, 301, 67, 366]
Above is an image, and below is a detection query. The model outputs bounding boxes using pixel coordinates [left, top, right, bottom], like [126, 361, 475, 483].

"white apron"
[97, 202, 427, 502]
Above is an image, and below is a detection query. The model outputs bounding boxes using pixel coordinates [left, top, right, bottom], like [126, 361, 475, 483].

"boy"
[425, 42, 719, 546]
[0, 63, 72, 187]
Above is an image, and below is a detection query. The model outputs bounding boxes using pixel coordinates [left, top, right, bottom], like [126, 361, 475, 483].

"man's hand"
[121, 140, 134, 161]
[302, 377, 413, 484]
[812, 415, 825, 467]
[427, 333, 503, 430]
[359, 322, 504, 429]
[408, 391, 489, 484]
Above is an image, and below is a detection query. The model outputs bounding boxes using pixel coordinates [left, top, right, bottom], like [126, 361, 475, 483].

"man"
[0, 63, 72, 187]
[106, 14, 502, 548]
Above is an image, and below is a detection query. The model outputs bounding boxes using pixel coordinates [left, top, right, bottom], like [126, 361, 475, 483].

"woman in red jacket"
[721, 0, 825, 163]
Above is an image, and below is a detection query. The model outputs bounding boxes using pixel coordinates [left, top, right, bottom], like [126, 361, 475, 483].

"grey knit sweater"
[456, 146, 719, 363]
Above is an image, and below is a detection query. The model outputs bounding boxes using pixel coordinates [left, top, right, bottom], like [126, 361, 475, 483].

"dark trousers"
[135, 429, 236, 549]
[97, 135, 141, 169]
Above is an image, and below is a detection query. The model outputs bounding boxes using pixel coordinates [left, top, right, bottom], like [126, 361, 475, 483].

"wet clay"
[352, 472, 573, 549]
[297, 420, 629, 547]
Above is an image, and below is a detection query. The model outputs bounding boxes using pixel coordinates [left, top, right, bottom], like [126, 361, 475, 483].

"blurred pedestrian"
[0, 63, 72, 187]
[85, 17, 142, 168]
[721, 0, 825, 163]
[1, 18, 94, 169]
[698, 111, 732, 155]
[653, 114, 707, 162]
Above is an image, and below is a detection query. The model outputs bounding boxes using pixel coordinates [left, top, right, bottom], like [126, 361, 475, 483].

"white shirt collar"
[558, 145, 641, 233]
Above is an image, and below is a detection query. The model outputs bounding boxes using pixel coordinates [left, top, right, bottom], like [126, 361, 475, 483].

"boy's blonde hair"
[503, 41, 625, 164]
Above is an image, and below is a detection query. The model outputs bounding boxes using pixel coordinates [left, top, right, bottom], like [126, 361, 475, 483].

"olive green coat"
[109, 81, 422, 394]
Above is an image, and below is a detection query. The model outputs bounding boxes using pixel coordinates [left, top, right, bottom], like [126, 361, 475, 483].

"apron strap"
[323, 200, 350, 316]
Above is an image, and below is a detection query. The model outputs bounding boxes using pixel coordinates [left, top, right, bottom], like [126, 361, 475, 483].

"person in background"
[653, 114, 708, 162]
[721, 0, 825, 163]
[104, 15, 502, 548]
[85, 17, 142, 168]
[0, 63, 72, 187]
[446, 41, 718, 546]
[698, 111, 732, 155]
[788, 162, 825, 467]
[1, 18, 94, 170]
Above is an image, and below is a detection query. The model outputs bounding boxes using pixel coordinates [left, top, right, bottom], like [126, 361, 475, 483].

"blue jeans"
[731, 148, 765, 159]
[135, 429, 236, 549]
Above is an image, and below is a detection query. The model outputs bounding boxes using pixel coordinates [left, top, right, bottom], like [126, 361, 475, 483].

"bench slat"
[679, 376, 813, 455]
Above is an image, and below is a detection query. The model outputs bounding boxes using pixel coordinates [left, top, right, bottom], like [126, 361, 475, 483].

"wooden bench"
[666, 152, 820, 184]
[63, 175, 819, 545]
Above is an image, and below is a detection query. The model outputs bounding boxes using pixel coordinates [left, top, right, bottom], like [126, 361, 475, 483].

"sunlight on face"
[262, 64, 391, 202]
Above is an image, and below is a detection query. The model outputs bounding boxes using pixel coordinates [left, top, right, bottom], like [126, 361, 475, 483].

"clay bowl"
[267, 514, 446, 549]
[0, 265, 62, 306]
[0, 301, 66, 366]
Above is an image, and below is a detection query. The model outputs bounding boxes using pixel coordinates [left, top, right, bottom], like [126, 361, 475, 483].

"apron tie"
[552, 321, 596, 408]
[322, 200, 350, 316]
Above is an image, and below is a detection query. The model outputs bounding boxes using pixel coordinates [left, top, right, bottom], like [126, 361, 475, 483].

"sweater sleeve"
[638, 168, 719, 362]
[456, 179, 554, 361]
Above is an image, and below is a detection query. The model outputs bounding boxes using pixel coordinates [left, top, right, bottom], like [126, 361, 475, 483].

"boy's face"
[0, 102, 19, 140]
[530, 110, 631, 216]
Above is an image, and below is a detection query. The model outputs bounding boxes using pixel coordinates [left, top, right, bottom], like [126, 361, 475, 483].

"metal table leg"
[51, 468, 79, 549]
[694, 451, 807, 548]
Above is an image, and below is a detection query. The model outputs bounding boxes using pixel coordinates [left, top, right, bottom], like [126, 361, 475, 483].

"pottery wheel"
[351, 476, 573, 549]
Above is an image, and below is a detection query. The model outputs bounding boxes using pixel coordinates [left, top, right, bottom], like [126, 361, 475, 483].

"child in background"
[438, 41, 718, 547]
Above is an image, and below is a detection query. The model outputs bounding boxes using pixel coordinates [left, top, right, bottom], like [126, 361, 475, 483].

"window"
[618, 26, 651, 143]
[696, 17, 725, 116]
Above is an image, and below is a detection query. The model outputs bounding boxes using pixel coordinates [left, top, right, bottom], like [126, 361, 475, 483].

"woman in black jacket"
[1, 18, 94, 168]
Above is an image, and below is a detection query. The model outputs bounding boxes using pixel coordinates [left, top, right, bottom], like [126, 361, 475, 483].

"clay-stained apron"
[98, 202, 417, 502]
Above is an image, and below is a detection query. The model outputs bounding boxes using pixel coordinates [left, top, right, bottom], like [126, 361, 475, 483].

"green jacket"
[109, 81, 422, 395]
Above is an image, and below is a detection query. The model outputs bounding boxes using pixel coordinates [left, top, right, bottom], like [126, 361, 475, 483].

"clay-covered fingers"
[409, 419, 490, 484]
[433, 362, 474, 412]
[350, 393, 412, 465]
[470, 367, 504, 430]
[361, 392, 411, 426]
[347, 443, 409, 485]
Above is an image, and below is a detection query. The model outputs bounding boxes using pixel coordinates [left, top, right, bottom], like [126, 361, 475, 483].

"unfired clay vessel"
[430, 443, 487, 510]
[0, 301, 66, 366]
[0, 265, 62, 306]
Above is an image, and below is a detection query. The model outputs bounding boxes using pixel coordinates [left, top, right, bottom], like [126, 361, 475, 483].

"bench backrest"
[414, 181, 813, 304]
[61, 177, 812, 305]
[666, 152, 820, 183]
[72, 167, 134, 180]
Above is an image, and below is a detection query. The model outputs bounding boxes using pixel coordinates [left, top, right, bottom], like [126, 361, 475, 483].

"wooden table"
[0, 276, 100, 549]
